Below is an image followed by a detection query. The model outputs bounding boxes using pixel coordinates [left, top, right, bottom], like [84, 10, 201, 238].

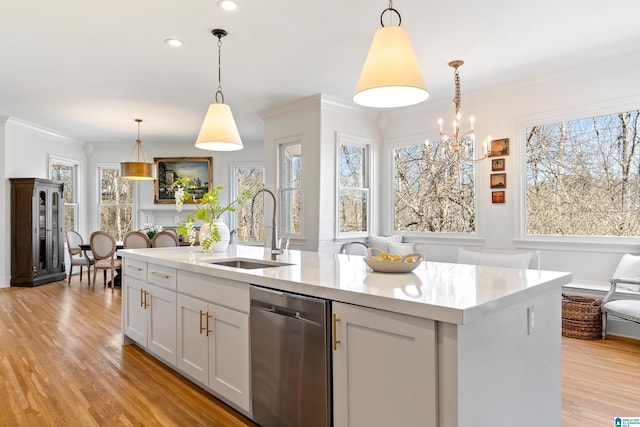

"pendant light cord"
[136, 119, 143, 161]
[215, 33, 225, 104]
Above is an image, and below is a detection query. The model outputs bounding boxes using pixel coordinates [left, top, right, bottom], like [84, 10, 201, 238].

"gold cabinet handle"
[333, 313, 341, 350]
[140, 288, 144, 307]
[150, 271, 171, 279]
[199, 310, 206, 334]
[206, 312, 213, 337]
[143, 290, 149, 309]
[128, 265, 143, 271]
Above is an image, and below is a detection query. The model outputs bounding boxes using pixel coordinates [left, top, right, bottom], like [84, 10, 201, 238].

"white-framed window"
[391, 136, 477, 234]
[279, 140, 302, 236]
[230, 162, 265, 243]
[525, 109, 640, 238]
[97, 165, 135, 241]
[50, 156, 80, 232]
[336, 133, 371, 238]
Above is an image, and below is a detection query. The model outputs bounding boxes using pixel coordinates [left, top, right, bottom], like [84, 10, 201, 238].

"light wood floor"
[0, 274, 258, 427]
[1, 274, 639, 426]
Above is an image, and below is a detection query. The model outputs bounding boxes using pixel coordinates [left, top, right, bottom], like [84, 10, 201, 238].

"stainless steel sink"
[207, 258, 292, 269]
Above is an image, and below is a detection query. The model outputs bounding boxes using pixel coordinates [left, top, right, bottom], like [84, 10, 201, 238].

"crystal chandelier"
[436, 60, 488, 162]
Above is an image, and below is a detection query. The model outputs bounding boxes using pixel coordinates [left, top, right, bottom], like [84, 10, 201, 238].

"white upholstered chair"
[90, 231, 122, 291]
[340, 241, 369, 256]
[152, 230, 179, 248]
[457, 247, 538, 269]
[602, 254, 640, 338]
[123, 230, 151, 249]
[65, 230, 93, 286]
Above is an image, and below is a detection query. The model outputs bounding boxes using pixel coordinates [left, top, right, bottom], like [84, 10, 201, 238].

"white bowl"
[363, 248, 422, 273]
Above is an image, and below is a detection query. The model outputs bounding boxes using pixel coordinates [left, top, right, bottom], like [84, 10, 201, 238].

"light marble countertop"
[118, 245, 571, 325]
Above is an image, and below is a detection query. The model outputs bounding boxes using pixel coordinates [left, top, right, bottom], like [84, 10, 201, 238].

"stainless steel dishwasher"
[250, 286, 331, 427]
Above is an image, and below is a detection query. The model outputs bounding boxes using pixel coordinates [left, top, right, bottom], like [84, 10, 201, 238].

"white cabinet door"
[123, 277, 147, 346]
[147, 284, 177, 366]
[208, 303, 251, 412]
[332, 302, 437, 427]
[177, 293, 209, 386]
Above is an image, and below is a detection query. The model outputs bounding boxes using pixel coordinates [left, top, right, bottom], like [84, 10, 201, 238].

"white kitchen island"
[118, 245, 571, 427]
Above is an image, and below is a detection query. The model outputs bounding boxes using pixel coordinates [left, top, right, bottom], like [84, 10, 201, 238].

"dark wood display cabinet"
[10, 178, 66, 287]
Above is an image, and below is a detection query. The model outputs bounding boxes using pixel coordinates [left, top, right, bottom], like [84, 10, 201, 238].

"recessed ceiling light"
[164, 38, 183, 47]
[217, 0, 238, 12]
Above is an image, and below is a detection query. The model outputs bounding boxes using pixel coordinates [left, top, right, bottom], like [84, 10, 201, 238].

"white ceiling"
[1, 0, 639, 146]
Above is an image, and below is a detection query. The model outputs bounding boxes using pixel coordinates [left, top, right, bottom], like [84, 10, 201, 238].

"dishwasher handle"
[252, 303, 322, 327]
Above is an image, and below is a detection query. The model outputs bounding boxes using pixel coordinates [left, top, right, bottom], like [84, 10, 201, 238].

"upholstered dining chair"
[90, 231, 122, 291]
[456, 247, 539, 269]
[602, 254, 640, 338]
[123, 230, 152, 249]
[152, 230, 179, 248]
[65, 230, 93, 286]
[340, 241, 369, 256]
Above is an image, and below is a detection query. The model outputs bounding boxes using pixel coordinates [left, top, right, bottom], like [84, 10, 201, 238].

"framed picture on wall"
[489, 138, 509, 157]
[491, 158, 505, 171]
[154, 157, 212, 204]
[490, 173, 507, 189]
[492, 191, 505, 204]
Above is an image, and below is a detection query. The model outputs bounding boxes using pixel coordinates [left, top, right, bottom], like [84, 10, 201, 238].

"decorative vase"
[198, 219, 231, 253]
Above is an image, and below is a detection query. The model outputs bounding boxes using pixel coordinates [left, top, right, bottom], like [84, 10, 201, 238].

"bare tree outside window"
[338, 142, 369, 234]
[279, 143, 302, 235]
[50, 161, 77, 232]
[393, 138, 476, 233]
[99, 167, 134, 241]
[526, 110, 640, 236]
[234, 166, 265, 242]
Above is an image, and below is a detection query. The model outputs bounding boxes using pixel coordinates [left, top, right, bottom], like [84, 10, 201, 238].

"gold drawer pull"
[150, 271, 171, 279]
[127, 265, 143, 271]
[333, 313, 341, 350]
[206, 312, 213, 337]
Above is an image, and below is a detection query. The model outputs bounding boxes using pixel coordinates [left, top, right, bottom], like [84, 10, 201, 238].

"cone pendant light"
[354, 2, 428, 108]
[195, 29, 243, 151]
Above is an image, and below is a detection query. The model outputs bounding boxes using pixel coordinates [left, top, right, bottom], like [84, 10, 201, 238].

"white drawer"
[123, 259, 147, 280]
[147, 263, 177, 290]
[177, 270, 249, 313]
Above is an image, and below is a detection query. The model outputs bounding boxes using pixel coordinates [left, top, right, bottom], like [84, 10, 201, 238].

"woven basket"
[561, 294, 603, 340]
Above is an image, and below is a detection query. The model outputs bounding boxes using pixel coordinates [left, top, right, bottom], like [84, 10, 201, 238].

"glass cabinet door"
[51, 190, 61, 270]
[38, 190, 47, 272]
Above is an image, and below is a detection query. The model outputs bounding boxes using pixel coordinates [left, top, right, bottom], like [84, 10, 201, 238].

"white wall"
[259, 95, 322, 251]
[379, 52, 640, 283]
[0, 118, 262, 288]
[1, 118, 89, 287]
[259, 94, 379, 252]
[3, 51, 640, 287]
[85, 138, 264, 233]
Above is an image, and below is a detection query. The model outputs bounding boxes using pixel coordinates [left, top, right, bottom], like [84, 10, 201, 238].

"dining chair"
[65, 230, 93, 286]
[123, 230, 152, 249]
[602, 253, 640, 338]
[152, 230, 179, 248]
[90, 231, 122, 291]
[340, 241, 369, 256]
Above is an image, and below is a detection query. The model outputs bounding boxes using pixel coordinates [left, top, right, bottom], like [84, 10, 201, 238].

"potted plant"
[172, 177, 252, 253]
